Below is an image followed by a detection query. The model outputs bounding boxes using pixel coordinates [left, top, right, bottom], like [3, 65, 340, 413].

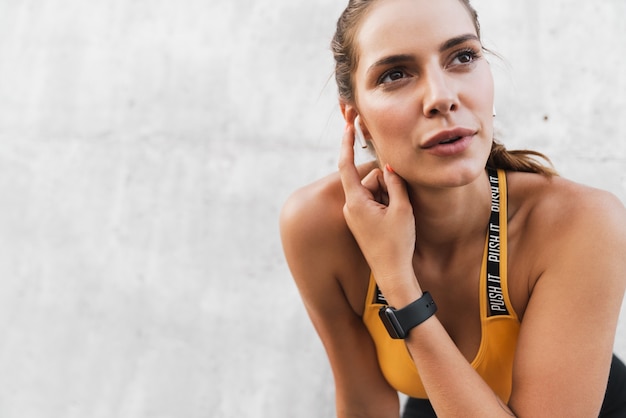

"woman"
[280, 0, 626, 416]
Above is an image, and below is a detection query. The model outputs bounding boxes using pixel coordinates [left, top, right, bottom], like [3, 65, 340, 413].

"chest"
[345, 225, 533, 363]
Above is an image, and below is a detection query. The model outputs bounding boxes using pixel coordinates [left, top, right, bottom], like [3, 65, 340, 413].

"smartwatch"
[378, 291, 437, 339]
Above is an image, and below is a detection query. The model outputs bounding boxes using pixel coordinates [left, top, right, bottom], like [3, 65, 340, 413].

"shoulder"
[507, 170, 626, 290]
[279, 170, 349, 253]
[279, 170, 348, 300]
[279, 163, 377, 314]
[280, 161, 379, 251]
[507, 171, 626, 236]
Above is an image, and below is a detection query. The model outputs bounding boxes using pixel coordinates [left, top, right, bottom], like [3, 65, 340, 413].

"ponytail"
[487, 141, 557, 176]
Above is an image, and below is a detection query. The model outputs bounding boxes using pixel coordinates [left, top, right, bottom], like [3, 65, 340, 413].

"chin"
[412, 161, 488, 189]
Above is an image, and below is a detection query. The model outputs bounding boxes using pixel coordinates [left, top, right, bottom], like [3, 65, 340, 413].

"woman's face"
[352, 0, 494, 188]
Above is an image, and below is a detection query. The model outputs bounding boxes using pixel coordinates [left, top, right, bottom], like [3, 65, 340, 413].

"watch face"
[379, 307, 406, 339]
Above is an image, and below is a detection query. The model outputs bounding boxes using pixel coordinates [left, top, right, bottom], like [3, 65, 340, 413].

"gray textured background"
[0, 1, 624, 417]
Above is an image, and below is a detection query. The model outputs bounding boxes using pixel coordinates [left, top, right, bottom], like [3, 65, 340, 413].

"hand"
[338, 124, 420, 301]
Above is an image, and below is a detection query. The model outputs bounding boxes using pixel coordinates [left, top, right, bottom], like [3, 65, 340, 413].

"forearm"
[336, 404, 400, 418]
[404, 317, 515, 417]
[334, 358, 402, 418]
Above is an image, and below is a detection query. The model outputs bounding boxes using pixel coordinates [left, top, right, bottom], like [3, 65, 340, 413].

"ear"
[339, 102, 372, 139]
[340, 102, 358, 125]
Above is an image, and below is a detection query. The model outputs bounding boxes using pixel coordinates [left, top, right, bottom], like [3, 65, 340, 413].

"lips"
[422, 128, 477, 149]
[439, 136, 462, 145]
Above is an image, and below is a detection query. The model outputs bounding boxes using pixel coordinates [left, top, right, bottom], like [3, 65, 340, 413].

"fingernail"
[385, 163, 394, 173]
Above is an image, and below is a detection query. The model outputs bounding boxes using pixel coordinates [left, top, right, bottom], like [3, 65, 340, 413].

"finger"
[361, 168, 381, 192]
[383, 165, 411, 209]
[338, 124, 364, 199]
[361, 168, 389, 205]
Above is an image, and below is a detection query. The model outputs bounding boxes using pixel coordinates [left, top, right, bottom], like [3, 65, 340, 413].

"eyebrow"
[367, 54, 415, 76]
[366, 33, 481, 76]
[439, 34, 480, 52]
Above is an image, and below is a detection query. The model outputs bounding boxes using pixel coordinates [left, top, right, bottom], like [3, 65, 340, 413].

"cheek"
[471, 65, 495, 113]
[367, 114, 410, 163]
[364, 95, 417, 146]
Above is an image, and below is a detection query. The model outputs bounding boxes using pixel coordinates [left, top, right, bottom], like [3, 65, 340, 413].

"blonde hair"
[331, 0, 557, 176]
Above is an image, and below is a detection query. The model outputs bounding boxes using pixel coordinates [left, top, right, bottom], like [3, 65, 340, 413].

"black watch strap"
[378, 291, 437, 339]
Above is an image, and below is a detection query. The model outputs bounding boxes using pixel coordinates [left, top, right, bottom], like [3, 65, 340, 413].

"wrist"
[379, 291, 437, 339]
[374, 273, 422, 308]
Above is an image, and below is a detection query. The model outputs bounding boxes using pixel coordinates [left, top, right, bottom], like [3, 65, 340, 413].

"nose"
[422, 68, 459, 117]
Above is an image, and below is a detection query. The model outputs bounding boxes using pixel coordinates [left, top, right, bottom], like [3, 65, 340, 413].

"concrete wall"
[0, 0, 624, 417]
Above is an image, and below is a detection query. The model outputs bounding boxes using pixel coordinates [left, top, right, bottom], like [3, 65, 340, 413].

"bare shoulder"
[280, 161, 378, 255]
[508, 171, 626, 236]
[507, 171, 626, 291]
[279, 170, 349, 257]
[279, 163, 377, 314]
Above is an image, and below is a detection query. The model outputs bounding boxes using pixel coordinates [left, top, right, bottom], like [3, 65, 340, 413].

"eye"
[378, 68, 407, 84]
[451, 48, 480, 66]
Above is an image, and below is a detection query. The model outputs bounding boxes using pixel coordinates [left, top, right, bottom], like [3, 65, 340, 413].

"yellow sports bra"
[362, 168, 520, 402]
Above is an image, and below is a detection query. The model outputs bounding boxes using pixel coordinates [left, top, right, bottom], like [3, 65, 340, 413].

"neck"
[408, 170, 492, 255]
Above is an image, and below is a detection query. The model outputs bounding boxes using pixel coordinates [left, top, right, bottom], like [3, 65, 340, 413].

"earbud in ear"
[354, 115, 368, 149]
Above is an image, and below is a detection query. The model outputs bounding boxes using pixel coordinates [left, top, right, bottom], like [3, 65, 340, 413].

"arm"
[507, 188, 626, 416]
[403, 190, 626, 417]
[337, 123, 626, 416]
[279, 172, 400, 418]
